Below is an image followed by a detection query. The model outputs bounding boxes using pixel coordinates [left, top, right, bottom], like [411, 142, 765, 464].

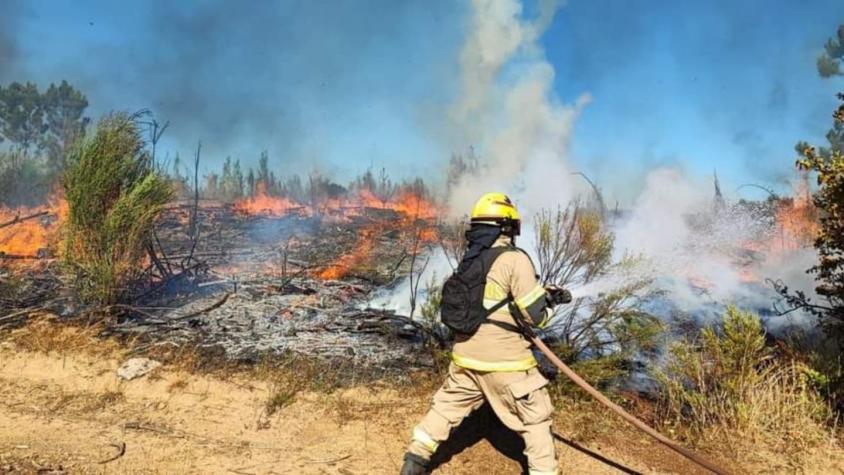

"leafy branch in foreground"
[785, 93, 844, 342]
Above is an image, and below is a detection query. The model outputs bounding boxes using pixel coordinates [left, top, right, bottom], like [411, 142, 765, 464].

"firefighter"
[400, 192, 569, 475]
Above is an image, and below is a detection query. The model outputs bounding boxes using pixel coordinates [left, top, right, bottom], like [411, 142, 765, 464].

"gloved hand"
[545, 285, 572, 307]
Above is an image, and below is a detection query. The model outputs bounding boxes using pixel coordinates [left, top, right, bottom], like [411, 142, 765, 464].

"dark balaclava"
[459, 223, 504, 270]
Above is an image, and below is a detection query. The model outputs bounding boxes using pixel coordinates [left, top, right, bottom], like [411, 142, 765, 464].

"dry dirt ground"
[0, 335, 840, 474]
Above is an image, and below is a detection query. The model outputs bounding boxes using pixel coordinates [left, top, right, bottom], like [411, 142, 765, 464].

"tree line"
[0, 81, 90, 205]
[167, 149, 432, 209]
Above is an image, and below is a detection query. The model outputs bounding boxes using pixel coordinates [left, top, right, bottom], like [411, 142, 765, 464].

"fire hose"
[514, 306, 732, 475]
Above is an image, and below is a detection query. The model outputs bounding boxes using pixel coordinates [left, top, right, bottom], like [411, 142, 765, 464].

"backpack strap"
[478, 245, 513, 271]
[485, 318, 523, 334]
[478, 246, 524, 334]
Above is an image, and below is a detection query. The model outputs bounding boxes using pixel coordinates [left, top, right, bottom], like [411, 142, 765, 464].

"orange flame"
[0, 194, 67, 261]
[234, 193, 301, 216]
[736, 179, 820, 284]
[306, 190, 439, 280]
[317, 226, 378, 280]
[392, 190, 438, 219]
[218, 186, 443, 280]
[232, 186, 440, 221]
[314, 219, 438, 281]
[742, 182, 819, 258]
[771, 190, 819, 252]
[233, 183, 302, 216]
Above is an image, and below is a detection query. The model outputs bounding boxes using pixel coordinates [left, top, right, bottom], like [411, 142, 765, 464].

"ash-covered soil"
[108, 282, 437, 370]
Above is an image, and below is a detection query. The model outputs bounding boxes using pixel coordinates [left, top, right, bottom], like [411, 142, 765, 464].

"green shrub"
[656, 306, 835, 468]
[62, 112, 172, 304]
[420, 273, 442, 325]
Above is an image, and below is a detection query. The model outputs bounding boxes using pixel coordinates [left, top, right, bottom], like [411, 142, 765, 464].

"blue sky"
[2, 0, 842, 202]
[545, 0, 843, 200]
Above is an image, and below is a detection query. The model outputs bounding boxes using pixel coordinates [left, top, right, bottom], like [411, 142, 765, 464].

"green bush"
[656, 306, 835, 468]
[62, 112, 172, 304]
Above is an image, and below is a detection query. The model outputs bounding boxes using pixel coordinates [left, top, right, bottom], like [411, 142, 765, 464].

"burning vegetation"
[0, 195, 66, 260]
[0, 110, 835, 382]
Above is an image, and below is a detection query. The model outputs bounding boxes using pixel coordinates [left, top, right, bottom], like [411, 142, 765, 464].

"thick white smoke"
[371, 0, 588, 315]
[367, 249, 454, 317]
[447, 0, 591, 217]
[604, 168, 821, 327]
[608, 169, 744, 310]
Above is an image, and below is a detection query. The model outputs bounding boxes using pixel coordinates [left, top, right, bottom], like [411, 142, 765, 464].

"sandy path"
[0, 344, 705, 474]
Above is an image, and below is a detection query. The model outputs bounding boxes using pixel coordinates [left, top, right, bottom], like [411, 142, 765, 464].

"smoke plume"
[447, 0, 591, 217]
[605, 168, 821, 327]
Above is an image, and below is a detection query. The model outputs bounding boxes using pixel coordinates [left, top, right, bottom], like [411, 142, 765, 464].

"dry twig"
[96, 441, 126, 464]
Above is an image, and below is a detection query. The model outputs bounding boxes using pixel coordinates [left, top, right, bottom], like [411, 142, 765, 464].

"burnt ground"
[1, 201, 442, 373]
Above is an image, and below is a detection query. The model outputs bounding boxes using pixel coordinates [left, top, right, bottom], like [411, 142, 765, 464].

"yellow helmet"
[470, 192, 521, 235]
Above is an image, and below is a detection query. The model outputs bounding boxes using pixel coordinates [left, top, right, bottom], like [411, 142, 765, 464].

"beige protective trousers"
[407, 363, 557, 475]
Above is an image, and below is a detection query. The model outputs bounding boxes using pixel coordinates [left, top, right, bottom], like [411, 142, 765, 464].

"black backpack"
[440, 246, 515, 335]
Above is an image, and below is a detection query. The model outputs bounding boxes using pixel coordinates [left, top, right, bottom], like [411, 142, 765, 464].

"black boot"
[399, 452, 429, 475]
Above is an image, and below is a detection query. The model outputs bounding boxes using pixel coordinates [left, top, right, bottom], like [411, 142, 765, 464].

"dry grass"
[329, 394, 358, 426]
[264, 382, 298, 417]
[551, 396, 619, 442]
[246, 352, 348, 424]
[1, 314, 431, 410]
[39, 386, 125, 415]
[92, 389, 126, 410]
[141, 343, 214, 374]
[325, 391, 387, 427]
[1, 313, 125, 360]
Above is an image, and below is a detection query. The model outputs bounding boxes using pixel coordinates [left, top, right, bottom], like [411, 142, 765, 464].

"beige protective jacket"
[450, 236, 549, 372]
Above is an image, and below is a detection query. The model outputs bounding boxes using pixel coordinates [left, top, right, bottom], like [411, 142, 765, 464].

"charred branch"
[0, 210, 49, 229]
